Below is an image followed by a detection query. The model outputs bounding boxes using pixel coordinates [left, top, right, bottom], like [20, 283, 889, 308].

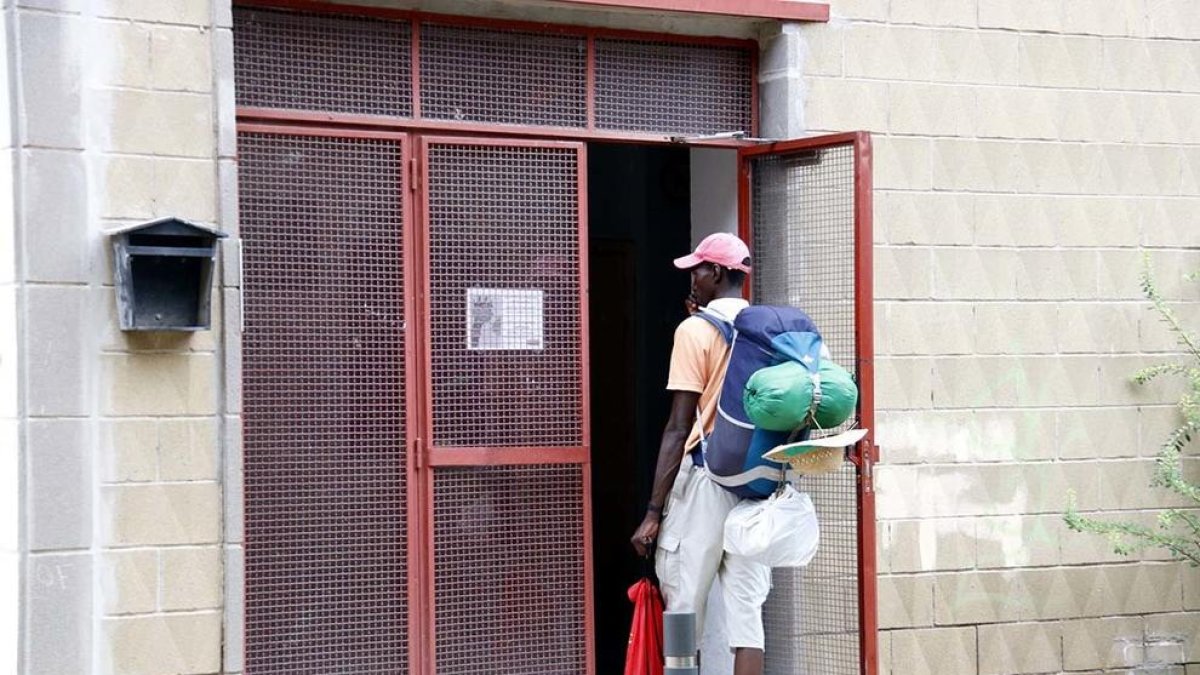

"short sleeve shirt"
[666, 297, 749, 452]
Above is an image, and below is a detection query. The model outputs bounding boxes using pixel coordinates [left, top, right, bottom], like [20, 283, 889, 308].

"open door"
[738, 132, 877, 675]
[415, 137, 595, 675]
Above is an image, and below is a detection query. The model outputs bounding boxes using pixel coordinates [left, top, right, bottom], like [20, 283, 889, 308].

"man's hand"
[630, 513, 660, 558]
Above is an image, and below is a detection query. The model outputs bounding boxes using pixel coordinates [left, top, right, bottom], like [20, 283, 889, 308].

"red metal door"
[738, 132, 877, 675]
[414, 137, 594, 675]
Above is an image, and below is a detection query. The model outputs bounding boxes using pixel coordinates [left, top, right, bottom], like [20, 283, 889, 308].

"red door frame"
[413, 136, 595, 675]
[737, 131, 877, 675]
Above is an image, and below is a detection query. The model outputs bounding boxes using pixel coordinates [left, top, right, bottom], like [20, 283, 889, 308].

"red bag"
[624, 578, 664, 675]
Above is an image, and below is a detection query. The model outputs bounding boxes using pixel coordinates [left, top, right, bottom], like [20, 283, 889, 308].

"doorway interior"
[587, 142, 739, 671]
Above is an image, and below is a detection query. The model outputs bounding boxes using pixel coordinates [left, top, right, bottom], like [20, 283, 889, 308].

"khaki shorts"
[655, 461, 772, 651]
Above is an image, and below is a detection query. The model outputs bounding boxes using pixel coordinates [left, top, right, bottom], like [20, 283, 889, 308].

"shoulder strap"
[693, 307, 735, 344]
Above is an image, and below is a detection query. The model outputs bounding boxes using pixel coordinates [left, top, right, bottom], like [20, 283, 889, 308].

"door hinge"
[860, 441, 874, 493]
[408, 157, 418, 193]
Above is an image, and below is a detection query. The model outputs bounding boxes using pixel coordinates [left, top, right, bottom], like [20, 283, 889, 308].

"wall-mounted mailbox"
[107, 218, 228, 331]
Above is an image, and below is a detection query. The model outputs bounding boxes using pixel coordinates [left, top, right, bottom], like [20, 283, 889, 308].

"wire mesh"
[240, 131, 409, 674]
[420, 24, 587, 128]
[233, 7, 412, 117]
[594, 38, 753, 136]
[751, 143, 861, 675]
[432, 465, 588, 674]
[425, 142, 584, 448]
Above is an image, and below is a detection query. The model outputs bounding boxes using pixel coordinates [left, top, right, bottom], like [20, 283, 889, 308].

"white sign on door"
[466, 288, 544, 351]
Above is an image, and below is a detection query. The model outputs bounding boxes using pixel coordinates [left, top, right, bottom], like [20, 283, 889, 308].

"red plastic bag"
[624, 578, 664, 675]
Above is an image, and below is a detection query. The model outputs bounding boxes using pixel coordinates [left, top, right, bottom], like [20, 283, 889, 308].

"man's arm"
[630, 389, 700, 557]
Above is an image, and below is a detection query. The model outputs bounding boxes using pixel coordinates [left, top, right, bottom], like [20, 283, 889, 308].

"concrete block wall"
[782, 1, 1200, 673]
[10, 0, 228, 673]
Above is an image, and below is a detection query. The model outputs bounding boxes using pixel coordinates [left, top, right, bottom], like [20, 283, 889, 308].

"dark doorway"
[587, 142, 692, 672]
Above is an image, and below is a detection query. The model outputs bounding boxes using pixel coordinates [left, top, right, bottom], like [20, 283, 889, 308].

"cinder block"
[224, 415, 243, 544]
[757, 76, 804, 138]
[879, 301, 974, 356]
[101, 353, 217, 417]
[1054, 196, 1141, 247]
[874, 136, 933, 191]
[17, 0, 83, 11]
[103, 482, 221, 546]
[876, 192, 973, 246]
[888, 82, 975, 137]
[799, 23, 842, 77]
[1098, 459, 1191, 510]
[102, 155, 156, 219]
[98, 19, 152, 88]
[1059, 509, 1162, 565]
[25, 552, 92, 673]
[223, 288, 242, 415]
[931, 29, 1020, 85]
[934, 569, 1025, 624]
[931, 247, 1020, 300]
[161, 546, 222, 610]
[1094, 143, 1184, 197]
[1187, 566, 1200, 610]
[844, 25, 934, 81]
[102, 419, 159, 482]
[804, 77, 888, 133]
[1184, 146, 1200, 197]
[152, 25, 213, 92]
[1096, 355, 1185, 406]
[215, 27, 237, 158]
[1058, 91, 1139, 144]
[974, 87, 1060, 141]
[931, 139, 1020, 193]
[889, 626, 976, 675]
[877, 574, 935, 629]
[978, 621, 1063, 675]
[759, 24, 803, 76]
[875, 464, 930, 519]
[829, 0, 888, 21]
[930, 356, 1023, 409]
[25, 285, 87, 416]
[976, 515, 1061, 569]
[23, 149, 89, 282]
[27, 419, 91, 550]
[874, 356, 934, 410]
[1018, 34, 1104, 89]
[1063, 615, 1145, 670]
[1143, 612, 1199, 664]
[104, 611, 222, 675]
[154, 158, 217, 222]
[100, 550, 157, 615]
[224, 545, 244, 672]
[1147, 0, 1200, 39]
[876, 246, 933, 300]
[979, 0, 1063, 31]
[100, 0, 213, 25]
[106, 89, 215, 158]
[217, 158, 239, 240]
[158, 419, 219, 482]
[1139, 197, 1200, 248]
[1014, 250, 1099, 301]
[18, 11, 82, 149]
[973, 408, 1057, 462]
[1141, 405, 1187, 456]
[973, 303, 1058, 354]
[1057, 407, 1140, 460]
[1064, 0, 1149, 36]
[874, 409, 975, 464]
[1056, 302, 1142, 354]
[889, 0, 976, 27]
[888, 518, 975, 573]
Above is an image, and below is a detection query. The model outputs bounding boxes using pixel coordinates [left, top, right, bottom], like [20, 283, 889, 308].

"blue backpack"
[694, 305, 824, 498]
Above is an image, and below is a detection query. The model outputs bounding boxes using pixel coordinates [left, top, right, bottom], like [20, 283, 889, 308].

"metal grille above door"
[239, 128, 412, 675]
[740, 133, 877, 675]
[418, 137, 593, 674]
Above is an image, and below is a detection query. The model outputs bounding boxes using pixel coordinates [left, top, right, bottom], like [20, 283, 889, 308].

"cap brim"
[673, 254, 704, 270]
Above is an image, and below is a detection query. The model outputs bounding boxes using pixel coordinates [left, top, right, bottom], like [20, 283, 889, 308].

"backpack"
[694, 305, 824, 499]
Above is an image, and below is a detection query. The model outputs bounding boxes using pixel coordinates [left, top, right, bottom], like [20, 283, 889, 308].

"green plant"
[1064, 255, 1200, 566]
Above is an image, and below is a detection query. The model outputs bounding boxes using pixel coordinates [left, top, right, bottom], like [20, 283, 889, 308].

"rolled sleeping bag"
[743, 359, 859, 432]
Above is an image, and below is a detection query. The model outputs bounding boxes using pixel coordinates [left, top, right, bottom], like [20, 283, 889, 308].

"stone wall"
[788, 1, 1200, 672]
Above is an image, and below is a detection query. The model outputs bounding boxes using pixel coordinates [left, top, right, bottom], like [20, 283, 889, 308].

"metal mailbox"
[107, 217, 228, 331]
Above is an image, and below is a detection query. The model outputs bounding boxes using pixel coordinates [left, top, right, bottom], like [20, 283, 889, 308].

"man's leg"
[720, 551, 772, 675]
[654, 467, 730, 638]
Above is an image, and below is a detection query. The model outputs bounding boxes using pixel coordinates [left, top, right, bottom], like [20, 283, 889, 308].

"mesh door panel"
[420, 24, 587, 127]
[751, 144, 860, 675]
[432, 465, 588, 673]
[426, 142, 584, 447]
[233, 7, 412, 117]
[240, 132, 408, 674]
[595, 38, 753, 135]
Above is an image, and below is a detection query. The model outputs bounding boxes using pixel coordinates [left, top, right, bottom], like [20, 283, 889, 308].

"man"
[630, 232, 770, 675]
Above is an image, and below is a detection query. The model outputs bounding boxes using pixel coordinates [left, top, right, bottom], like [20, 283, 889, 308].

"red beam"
[547, 0, 829, 21]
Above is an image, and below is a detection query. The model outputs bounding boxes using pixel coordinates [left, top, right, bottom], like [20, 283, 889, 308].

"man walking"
[630, 233, 770, 675]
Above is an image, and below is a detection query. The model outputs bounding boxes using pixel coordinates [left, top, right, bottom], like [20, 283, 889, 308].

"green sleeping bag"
[743, 359, 859, 432]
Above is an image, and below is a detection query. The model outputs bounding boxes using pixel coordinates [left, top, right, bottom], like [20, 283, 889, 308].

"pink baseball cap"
[673, 233, 752, 273]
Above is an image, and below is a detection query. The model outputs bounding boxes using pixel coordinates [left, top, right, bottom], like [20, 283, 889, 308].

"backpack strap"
[693, 307, 735, 344]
